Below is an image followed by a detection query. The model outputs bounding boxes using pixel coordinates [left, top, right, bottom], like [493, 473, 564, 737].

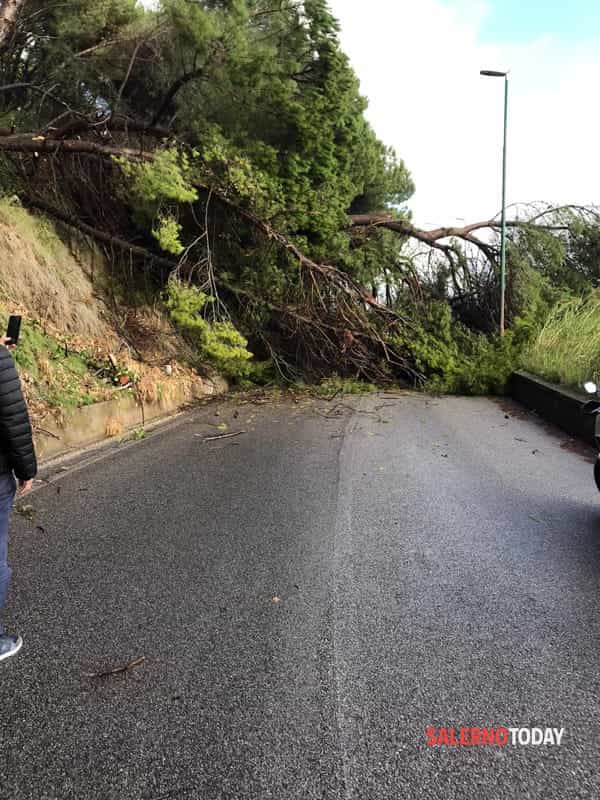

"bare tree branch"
[347, 213, 502, 243]
[347, 208, 598, 245]
[49, 116, 171, 140]
[114, 40, 144, 116]
[218, 199, 408, 324]
[24, 198, 177, 270]
[149, 68, 206, 128]
[0, 82, 76, 112]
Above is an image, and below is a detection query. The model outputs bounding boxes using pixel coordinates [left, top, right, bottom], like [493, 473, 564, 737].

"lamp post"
[480, 69, 509, 336]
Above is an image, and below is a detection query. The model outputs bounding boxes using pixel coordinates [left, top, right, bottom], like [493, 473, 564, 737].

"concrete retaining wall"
[35, 375, 227, 462]
[508, 370, 596, 445]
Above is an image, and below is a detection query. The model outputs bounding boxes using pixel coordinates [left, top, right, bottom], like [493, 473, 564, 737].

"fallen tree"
[0, 1, 597, 388]
[3, 129, 597, 381]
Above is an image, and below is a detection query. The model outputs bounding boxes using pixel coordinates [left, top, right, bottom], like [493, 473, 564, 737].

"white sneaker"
[0, 633, 23, 662]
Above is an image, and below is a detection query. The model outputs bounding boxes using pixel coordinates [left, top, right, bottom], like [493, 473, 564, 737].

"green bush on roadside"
[394, 302, 526, 396]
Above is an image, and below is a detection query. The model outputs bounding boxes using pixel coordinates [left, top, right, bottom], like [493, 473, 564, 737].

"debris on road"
[196, 431, 246, 443]
[15, 504, 35, 520]
[86, 656, 146, 679]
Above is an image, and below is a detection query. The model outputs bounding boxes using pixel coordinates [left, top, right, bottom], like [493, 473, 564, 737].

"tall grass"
[0, 197, 65, 264]
[0, 197, 109, 336]
[521, 292, 600, 389]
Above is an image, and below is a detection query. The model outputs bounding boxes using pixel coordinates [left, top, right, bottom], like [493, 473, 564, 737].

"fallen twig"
[197, 430, 246, 442]
[311, 408, 344, 419]
[314, 388, 342, 402]
[86, 655, 146, 678]
[34, 426, 60, 440]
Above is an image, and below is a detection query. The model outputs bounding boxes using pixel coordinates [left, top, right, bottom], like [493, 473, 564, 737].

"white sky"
[328, 0, 600, 227]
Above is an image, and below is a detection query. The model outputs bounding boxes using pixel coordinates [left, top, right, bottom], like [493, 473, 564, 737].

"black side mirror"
[583, 400, 600, 416]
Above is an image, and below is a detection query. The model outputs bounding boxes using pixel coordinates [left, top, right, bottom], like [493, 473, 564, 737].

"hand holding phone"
[5, 315, 21, 346]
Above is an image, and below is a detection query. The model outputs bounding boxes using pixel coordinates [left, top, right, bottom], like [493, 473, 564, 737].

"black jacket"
[0, 346, 37, 480]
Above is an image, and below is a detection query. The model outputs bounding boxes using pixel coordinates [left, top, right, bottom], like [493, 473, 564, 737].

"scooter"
[583, 381, 600, 491]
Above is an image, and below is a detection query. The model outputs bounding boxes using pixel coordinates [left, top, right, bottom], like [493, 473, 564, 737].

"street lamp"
[480, 69, 509, 336]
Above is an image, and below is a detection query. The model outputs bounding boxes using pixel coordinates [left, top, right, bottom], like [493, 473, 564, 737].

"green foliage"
[202, 320, 253, 378]
[165, 278, 252, 377]
[118, 149, 198, 206]
[153, 215, 185, 255]
[117, 149, 198, 254]
[563, 222, 600, 291]
[0, 313, 113, 409]
[198, 128, 282, 215]
[506, 244, 564, 333]
[349, 135, 414, 215]
[521, 292, 600, 389]
[54, 0, 141, 43]
[395, 302, 523, 395]
[150, 0, 413, 248]
[509, 217, 600, 295]
[244, 360, 277, 386]
[164, 277, 211, 320]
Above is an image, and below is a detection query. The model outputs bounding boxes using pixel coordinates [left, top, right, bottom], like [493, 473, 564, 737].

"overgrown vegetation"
[0, 198, 65, 265]
[390, 302, 528, 395]
[0, 1, 598, 395]
[0, 308, 117, 411]
[522, 293, 600, 390]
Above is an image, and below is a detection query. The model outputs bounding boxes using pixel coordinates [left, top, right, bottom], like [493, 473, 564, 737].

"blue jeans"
[0, 472, 16, 635]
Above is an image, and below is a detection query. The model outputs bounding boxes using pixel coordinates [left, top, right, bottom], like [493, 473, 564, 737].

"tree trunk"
[24, 198, 177, 271]
[0, 0, 27, 51]
[0, 134, 153, 161]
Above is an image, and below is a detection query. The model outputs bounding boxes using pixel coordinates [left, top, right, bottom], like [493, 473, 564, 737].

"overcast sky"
[328, 0, 600, 227]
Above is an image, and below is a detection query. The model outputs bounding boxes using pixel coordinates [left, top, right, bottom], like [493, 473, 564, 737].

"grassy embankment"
[521, 293, 600, 390]
[0, 198, 206, 429]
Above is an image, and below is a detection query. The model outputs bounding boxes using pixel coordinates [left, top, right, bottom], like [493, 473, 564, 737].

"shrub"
[395, 302, 524, 395]
[165, 278, 252, 378]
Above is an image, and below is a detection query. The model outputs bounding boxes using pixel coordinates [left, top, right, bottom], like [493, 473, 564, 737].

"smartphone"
[6, 315, 22, 346]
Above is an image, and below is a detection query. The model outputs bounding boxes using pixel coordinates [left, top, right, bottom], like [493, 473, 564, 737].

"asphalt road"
[1, 392, 600, 799]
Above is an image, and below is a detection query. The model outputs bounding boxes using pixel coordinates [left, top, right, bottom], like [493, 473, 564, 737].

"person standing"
[0, 335, 36, 661]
